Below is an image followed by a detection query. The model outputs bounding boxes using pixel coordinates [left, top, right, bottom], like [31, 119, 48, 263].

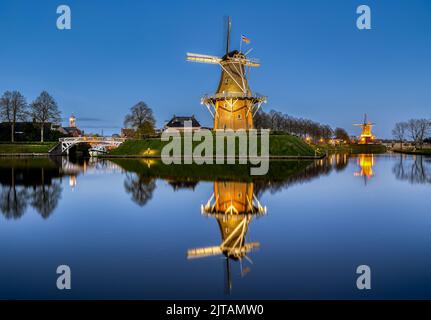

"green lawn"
[0, 142, 57, 154]
[108, 134, 318, 158]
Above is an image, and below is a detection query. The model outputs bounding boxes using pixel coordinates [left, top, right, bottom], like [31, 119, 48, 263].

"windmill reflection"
[187, 181, 266, 294]
[354, 154, 375, 185]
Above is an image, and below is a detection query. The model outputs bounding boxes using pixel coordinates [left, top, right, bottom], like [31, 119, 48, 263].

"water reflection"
[0, 162, 63, 219]
[0, 157, 119, 219]
[111, 156, 354, 293]
[188, 181, 266, 294]
[2, 154, 431, 298]
[124, 173, 156, 206]
[353, 154, 375, 185]
[393, 155, 431, 184]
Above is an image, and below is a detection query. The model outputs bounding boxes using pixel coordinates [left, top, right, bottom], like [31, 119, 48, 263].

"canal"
[0, 154, 430, 299]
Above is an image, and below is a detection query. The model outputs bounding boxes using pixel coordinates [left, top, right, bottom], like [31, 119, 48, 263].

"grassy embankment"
[317, 143, 387, 154]
[0, 142, 57, 154]
[108, 134, 320, 158]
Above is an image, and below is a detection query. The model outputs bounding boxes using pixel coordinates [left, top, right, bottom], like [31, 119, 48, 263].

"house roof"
[165, 115, 201, 128]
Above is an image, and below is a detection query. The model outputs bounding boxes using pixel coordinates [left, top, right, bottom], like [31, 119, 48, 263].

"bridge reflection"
[0, 157, 121, 219]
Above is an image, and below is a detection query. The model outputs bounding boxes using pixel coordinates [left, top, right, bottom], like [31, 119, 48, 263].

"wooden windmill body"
[354, 114, 376, 144]
[186, 18, 266, 130]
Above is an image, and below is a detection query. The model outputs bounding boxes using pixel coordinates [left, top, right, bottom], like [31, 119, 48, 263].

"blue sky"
[0, 0, 430, 137]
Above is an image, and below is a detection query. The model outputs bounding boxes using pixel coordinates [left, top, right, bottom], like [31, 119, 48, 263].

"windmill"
[186, 17, 266, 130]
[354, 114, 375, 144]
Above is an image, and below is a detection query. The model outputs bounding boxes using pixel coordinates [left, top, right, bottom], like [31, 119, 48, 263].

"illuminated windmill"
[353, 114, 375, 144]
[187, 181, 266, 293]
[186, 17, 266, 130]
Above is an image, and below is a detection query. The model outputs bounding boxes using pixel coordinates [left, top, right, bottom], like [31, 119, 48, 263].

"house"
[121, 128, 136, 139]
[58, 126, 82, 137]
[57, 114, 83, 137]
[164, 115, 201, 132]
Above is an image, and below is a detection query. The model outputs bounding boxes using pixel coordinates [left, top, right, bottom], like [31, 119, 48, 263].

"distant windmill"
[186, 17, 266, 130]
[353, 114, 376, 144]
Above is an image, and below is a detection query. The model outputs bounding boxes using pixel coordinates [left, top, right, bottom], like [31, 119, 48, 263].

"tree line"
[392, 119, 431, 149]
[0, 90, 61, 142]
[254, 109, 350, 142]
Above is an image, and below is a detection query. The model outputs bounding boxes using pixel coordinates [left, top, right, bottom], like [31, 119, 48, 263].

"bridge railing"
[59, 137, 126, 143]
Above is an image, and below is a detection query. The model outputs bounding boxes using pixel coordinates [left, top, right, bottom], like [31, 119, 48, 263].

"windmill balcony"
[201, 92, 267, 105]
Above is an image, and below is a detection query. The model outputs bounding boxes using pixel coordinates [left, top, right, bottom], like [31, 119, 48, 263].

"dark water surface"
[0, 154, 431, 299]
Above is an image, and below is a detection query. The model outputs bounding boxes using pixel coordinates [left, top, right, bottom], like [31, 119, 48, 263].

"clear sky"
[0, 0, 430, 137]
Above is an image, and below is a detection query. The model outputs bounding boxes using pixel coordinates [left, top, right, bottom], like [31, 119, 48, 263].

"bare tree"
[31, 91, 61, 142]
[124, 101, 156, 138]
[392, 122, 408, 149]
[408, 119, 431, 149]
[0, 91, 28, 142]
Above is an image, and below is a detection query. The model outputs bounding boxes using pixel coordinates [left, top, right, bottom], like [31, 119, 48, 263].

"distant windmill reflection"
[187, 181, 266, 294]
[354, 154, 375, 185]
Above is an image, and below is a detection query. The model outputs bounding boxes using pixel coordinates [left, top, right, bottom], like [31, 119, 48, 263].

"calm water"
[0, 154, 431, 299]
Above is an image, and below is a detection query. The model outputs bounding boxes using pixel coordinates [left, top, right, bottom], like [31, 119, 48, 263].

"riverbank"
[111, 158, 314, 182]
[106, 134, 323, 159]
[392, 148, 431, 155]
[0, 142, 57, 156]
[317, 143, 387, 154]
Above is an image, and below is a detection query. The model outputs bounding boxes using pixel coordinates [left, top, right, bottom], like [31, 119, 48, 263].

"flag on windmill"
[241, 34, 251, 44]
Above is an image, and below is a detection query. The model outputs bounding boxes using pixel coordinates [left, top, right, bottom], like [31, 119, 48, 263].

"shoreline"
[0, 153, 51, 157]
[98, 154, 327, 160]
[392, 149, 431, 156]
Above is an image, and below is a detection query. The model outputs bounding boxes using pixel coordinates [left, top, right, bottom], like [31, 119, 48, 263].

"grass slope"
[0, 142, 57, 154]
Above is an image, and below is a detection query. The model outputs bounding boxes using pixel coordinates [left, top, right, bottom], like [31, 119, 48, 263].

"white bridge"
[59, 137, 125, 155]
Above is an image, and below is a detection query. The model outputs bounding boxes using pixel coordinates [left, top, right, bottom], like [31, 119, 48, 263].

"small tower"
[69, 114, 76, 128]
[187, 17, 266, 130]
[354, 114, 375, 144]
